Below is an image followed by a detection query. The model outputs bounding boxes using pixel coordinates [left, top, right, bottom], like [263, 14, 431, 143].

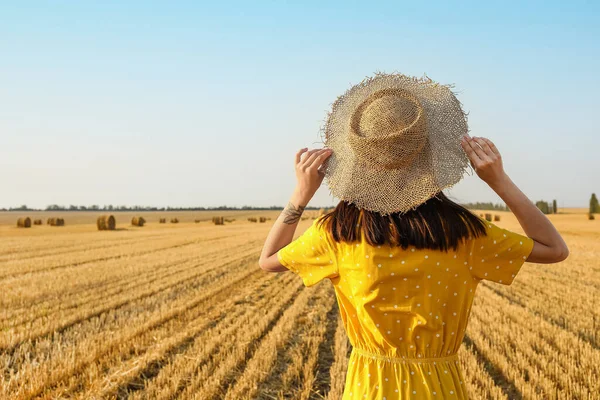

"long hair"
[316, 192, 487, 252]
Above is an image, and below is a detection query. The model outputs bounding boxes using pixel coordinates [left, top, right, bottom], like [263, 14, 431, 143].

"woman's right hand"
[460, 134, 507, 187]
[461, 134, 569, 264]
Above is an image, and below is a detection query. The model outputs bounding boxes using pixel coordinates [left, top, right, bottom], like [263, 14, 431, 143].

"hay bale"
[159, 218, 166, 223]
[48, 218, 65, 227]
[170, 218, 179, 224]
[131, 217, 146, 227]
[301, 217, 308, 221]
[493, 215, 501, 222]
[195, 219, 201, 223]
[224, 218, 235, 223]
[212, 216, 224, 225]
[248, 217, 257, 223]
[484, 213, 492, 222]
[33, 219, 43, 225]
[589, 213, 596, 220]
[17, 217, 31, 228]
[479, 213, 484, 218]
[56, 218, 65, 226]
[259, 217, 267, 223]
[97, 215, 116, 231]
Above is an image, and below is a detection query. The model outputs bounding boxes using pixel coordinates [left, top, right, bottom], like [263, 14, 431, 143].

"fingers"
[298, 149, 320, 166]
[300, 148, 332, 169]
[482, 137, 501, 157]
[295, 148, 308, 165]
[472, 137, 495, 159]
[466, 137, 491, 162]
[461, 136, 481, 165]
[311, 149, 333, 173]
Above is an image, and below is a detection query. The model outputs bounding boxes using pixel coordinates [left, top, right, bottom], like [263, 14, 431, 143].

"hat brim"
[320, 72, 470, 215]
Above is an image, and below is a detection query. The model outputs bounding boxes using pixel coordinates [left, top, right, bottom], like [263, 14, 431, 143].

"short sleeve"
[467, 219, 534, 286]
[276, 218, 339, 287]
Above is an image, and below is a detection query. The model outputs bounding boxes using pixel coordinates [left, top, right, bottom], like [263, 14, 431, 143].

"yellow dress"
[277, 216, 534, 399]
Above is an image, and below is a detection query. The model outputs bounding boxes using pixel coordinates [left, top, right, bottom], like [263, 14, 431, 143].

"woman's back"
[261, 72, 568, 399]
[277, 215, 533, 399]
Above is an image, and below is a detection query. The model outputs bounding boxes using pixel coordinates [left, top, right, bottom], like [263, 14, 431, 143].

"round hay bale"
[170, 218, 179, 224]
[33, 219, 43, 225]
[247, 217, 257, 223]
[484, 213, 493, 222]
[259, 217, 267, 223]
[212, 216, 224, 225]
[17, 217, 31, 228]
[493, 215, 501, 222]
[159, 218, 166, 223]
[97, 215, 116, 231]
[47, 217, 65, 226]
[195, 219, 201, 223]
[589, 213, 596, 220]
[131, 217, 146, 227]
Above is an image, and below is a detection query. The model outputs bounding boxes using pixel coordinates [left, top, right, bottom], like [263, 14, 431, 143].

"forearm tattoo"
[282, 202, 305, 224]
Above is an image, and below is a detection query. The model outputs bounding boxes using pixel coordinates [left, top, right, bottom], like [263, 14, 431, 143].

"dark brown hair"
[316, 192, 487, 252]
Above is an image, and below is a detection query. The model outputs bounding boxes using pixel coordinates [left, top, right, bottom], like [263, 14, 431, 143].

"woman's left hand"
[293, 147, 333, 202]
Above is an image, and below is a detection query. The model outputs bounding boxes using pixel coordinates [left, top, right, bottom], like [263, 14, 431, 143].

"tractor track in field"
[0, 232, 171, 262]
[1, 249, 261, 354]
[12, 263, 272, 399]
[482, 282, 600, 350]
[0, 233, 243, 281]
[1, 239, 264, 327]
[107, 275, 302, 400]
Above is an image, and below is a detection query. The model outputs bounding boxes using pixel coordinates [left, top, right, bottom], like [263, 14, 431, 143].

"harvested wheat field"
[0, 209, 598, 399]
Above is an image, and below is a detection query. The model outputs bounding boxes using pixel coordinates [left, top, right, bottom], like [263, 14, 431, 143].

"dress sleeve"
[276, 218, 339, 287]
[467, 218, 534, 286]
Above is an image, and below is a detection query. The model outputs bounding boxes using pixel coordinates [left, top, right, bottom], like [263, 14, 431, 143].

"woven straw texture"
[320, 72, 470, 216]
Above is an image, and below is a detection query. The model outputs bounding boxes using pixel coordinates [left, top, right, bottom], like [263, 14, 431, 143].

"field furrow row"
[0, 232, 239, 280]
[221, 283, 336, 400]
[2, 255, 267, 397]
[0, 232, 171, 263]
[2, 239, 263, 329]
[129, 274, 303, 400]
[72, 272, 300, 399]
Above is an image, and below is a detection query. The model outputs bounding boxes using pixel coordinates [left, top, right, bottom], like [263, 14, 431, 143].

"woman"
[259, 73, 568, 399]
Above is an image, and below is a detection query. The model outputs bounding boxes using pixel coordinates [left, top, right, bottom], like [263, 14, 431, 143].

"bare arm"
[258, 147, 333, 272]
[461, 135, 569, 263]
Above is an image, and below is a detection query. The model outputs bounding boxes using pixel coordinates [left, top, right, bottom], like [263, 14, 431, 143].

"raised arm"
[461, 135, 569, 264]
[258, 147, 333, 272]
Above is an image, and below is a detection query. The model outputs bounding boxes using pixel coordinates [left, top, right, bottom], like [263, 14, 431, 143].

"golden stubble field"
[0, 209, 598, 399]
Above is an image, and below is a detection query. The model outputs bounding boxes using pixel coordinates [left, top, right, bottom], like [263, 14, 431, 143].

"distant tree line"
[0, 204, 334, 212]
[2, 195, 597, 213]
[460, 202, 509, 211]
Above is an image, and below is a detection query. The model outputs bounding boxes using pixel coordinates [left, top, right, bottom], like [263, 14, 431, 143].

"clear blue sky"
[1, 1, 598, 209]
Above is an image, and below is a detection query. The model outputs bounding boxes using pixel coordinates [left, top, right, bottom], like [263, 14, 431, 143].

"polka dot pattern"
[277, 217, 534, 398]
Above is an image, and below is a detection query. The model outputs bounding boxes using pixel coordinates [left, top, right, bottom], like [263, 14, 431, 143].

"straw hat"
[320, 72, 470, 216]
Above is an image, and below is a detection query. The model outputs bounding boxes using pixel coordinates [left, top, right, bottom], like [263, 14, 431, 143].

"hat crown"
[359, 93, 422, 139]
[348, 88, 427, 169]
